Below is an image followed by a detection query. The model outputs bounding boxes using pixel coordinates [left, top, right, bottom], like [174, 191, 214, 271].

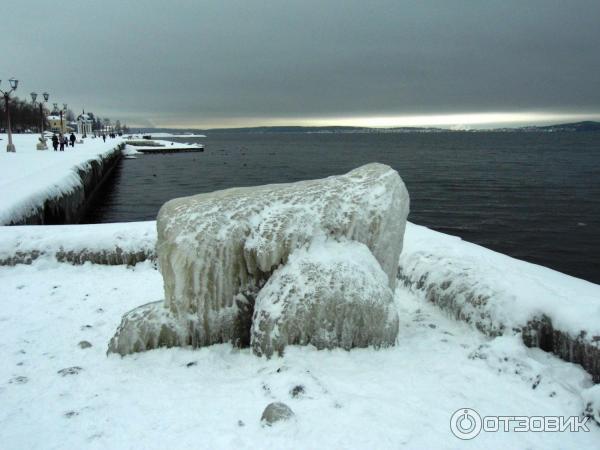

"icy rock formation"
[108, 163, 409, 355]
[251, 239, 398, 357]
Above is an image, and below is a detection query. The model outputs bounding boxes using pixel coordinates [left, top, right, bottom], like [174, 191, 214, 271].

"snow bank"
[399, 222, 600, 381]
[251, 238, 398, 357]
[109, 163, 409, 355]
[0, 221, 156, 266]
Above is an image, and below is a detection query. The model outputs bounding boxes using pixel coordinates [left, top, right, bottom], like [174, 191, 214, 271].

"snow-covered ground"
[0, 134, 124, 225]
[0, 221, 599, 448]
[0, 259, 597, 449]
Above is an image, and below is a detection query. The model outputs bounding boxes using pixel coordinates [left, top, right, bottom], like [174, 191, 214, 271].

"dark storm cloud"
[5, 0, 600, 126]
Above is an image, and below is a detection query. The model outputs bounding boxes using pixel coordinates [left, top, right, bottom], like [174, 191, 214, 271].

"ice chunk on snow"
[109, 163, 409, 354]
[251, 238, 399, 357]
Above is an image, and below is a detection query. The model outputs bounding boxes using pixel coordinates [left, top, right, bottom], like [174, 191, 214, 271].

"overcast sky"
[4, 0, 600, 128]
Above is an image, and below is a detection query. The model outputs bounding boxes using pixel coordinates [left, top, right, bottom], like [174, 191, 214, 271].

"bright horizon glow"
[144, 111, 600, 130]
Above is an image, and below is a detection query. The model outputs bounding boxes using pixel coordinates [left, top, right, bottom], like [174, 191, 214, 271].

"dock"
[125, 139, 204, 154]
[136, 146, 204, 154]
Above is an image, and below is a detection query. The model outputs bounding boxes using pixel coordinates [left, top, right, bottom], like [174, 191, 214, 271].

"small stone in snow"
[58, 367, 83, 376]
[261, 402, 295, 426]
[78, 341, 92, 349]
[186, 361, 197, 367]
[290, 385, 305, 398]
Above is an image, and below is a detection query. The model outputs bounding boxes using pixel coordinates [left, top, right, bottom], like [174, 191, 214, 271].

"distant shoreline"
[136, 120, 600, 135]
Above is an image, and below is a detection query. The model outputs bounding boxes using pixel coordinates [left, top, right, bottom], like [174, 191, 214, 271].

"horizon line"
[131, 111, 600, 130]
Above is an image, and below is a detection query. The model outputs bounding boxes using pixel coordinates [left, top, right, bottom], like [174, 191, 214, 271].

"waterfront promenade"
[0, 134, 124, 224]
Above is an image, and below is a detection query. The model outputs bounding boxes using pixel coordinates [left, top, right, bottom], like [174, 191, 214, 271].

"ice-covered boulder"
[108, 301, 188, 355]
[261, 402, 295, 426]
[108, 163, 409, 355]
[251, 238, 398, 357]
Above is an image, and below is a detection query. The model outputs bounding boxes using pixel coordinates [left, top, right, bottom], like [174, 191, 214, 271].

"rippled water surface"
[84, 132, 600, 284]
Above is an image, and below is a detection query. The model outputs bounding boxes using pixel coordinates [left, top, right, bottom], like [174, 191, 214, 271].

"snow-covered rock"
[109, 163, 409, 355]
[261, 402, 295, 426]
[251, 238, 398, 357]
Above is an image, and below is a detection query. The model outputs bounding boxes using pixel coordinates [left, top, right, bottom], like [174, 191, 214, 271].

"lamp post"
[31, 91, 50, 150]
[0, 78, 19, 152]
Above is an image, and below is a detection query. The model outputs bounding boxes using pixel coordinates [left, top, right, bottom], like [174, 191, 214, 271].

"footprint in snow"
[9, 376, 28, 384]
[261, 382, 275, 398]
[58, 367, 83, 376]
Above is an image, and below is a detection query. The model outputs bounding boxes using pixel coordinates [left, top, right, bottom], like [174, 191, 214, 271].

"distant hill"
[136, 121, 600, 135]
[136, 125, 446, 134]
[531, 121, 600, 132]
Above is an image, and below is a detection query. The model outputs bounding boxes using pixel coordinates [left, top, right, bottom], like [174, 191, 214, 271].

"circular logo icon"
[450, 408, 482, 440]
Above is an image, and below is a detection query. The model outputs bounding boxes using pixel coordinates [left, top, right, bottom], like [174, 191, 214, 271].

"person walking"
[59, 134, 65, 151]
[102, 133, 106, 142]
[52, 134, 59, 151]
[69, 133, 76, 147]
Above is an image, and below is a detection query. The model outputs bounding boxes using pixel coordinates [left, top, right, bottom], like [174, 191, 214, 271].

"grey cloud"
[5, 0, 600, 126]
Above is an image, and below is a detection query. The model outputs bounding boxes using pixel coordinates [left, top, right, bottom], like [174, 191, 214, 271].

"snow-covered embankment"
[0, 134, 124, 225]
[399, 223, 600, 382]
[1, 219, 598, 383]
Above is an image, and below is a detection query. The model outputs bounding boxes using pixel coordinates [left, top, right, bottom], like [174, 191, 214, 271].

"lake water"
[84, 132, 600, 284]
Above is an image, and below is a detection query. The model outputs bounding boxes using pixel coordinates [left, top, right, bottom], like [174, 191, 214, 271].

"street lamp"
[31, 91, 50, 150]
[0, 77, 19, 152]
